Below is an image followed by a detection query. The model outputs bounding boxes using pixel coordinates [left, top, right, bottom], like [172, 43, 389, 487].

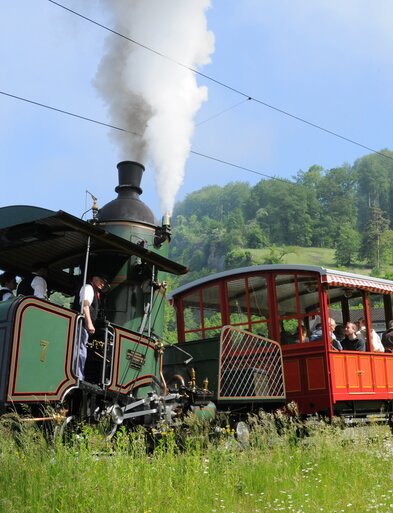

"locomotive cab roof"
[0, 205, 188, 294]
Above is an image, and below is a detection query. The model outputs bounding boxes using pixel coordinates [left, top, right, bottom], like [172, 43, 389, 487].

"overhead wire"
[195, 98, 252, 127]
[0, 90, 137, 136]
[0, 89, 294, 184]
[47, 0, 393, 163]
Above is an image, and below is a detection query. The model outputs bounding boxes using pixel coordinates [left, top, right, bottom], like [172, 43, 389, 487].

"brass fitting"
[188, 368, 196, 391]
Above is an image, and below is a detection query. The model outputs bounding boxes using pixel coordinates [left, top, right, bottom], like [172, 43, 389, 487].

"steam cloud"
[94, 0, 215, 215]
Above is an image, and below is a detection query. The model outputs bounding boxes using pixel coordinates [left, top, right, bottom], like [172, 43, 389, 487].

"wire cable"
[47, 0, 393, 162]
[189, 149, 292, 182]
[0, 90, 138, 136]
[196, 98, 252, 127]
[0, 89, 297, 183]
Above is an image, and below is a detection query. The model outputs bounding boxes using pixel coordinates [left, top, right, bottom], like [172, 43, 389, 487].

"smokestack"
[97, 161, 157, 226]
[115, 161, 144, 197]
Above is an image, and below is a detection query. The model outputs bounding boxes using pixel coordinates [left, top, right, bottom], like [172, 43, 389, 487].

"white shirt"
[31, 275, 47, 299]
[0, 288, 14, 301]
[357, 326, 385, 352]
[79, 283, 94, 306]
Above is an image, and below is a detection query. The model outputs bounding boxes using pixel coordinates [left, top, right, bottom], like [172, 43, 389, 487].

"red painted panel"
[283, 359, 301, 393]
[358, 356, 373, 390]
[331, 354, 347, 389]
[386, 358, 393, 390]
[306, 357, 326, 391]
[331, 353, 393, 403]
[373, 357, 387, 390]
[346, 355, 361, 390]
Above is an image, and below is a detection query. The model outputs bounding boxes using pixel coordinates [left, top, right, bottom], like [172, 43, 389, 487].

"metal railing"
[218, 326, 285, 400]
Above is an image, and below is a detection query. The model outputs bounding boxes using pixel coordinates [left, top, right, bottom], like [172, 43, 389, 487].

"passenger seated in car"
[382, 320, 393, 353]
[296, 326, 309, 343]
[334, 324, 345, 342]
[328, 318, 343, 351]
[280, 329, 297, 345]
[356, 317, 384, 352]
[341, 322, 365, 351]
[309, 323, 323, 341]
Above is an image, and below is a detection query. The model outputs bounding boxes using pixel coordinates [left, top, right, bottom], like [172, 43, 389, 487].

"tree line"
[170, 150, 393, 285]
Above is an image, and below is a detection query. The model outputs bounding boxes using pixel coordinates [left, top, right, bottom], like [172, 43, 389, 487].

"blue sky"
[1, 1, 393, 220]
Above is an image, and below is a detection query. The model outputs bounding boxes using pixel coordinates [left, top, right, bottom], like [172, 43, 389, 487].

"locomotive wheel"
[96, 404, 124, 440]
[53, 415, 77, 443]
[97, 416, 118, 440]
[235, 421, 250, 447]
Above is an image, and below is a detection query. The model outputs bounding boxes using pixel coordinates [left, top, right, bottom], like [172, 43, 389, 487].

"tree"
[224, 249, 253, 269]
[263, 246, 293, 264]
[354, 151, 393, 228]
[247, 179, 315, 246]
[244, 220, 268, 248]
[380, 229, 393, 266]
[316, 164, 358, 245]
[334, 224, 360, 267]
[359, 207, 389, 269]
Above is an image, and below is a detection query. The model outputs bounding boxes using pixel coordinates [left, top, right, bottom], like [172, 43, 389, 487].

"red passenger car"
[167, 265, 393, 420]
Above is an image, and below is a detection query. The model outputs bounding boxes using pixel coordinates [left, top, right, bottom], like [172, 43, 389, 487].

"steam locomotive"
[0, 161, 285, 436]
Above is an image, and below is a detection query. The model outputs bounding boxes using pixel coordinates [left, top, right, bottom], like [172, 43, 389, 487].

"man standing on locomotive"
[74, 274, 107, 381]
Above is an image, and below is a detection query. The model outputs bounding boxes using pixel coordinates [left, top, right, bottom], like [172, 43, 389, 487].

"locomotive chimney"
[115, 160, 143, 197]
[97, 161, 157, 226]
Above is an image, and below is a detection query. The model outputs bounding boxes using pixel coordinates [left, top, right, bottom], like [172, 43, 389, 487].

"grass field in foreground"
[0, 412, 392, 513]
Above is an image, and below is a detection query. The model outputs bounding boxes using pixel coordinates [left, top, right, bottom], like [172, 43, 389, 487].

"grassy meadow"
[0, 412, 392, 513]
[249, 246, 381, 276]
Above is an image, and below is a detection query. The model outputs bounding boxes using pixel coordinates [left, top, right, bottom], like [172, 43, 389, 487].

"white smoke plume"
[94, 0, 215, 215]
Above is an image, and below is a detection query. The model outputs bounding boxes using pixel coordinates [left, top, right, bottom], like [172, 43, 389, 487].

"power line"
[189, 150, 292, 183]
[48, 0, 393, 163]
[0, 89, 293, 184]
[195, 98, 252, 127]
[0, 90, 139, 136]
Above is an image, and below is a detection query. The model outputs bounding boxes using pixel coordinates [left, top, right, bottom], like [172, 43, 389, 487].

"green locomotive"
[0, 161, 286, 435]
[0, 162, 203, 433]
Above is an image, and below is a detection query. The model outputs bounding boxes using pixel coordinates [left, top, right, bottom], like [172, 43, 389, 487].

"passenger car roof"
[168, 264, 393, 298]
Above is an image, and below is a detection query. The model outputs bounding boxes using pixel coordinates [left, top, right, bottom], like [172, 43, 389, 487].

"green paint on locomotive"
[101, 223, 169, 338]
[164, 337, 221, 400]
[109, 329, 160, 396]
[13, 307, 72, 392]
[6, 298, 77, 403]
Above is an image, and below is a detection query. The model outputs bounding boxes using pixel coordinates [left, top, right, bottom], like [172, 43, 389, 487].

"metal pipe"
[159, 351, 168, 395]
[74, 235, 91, 384]
[148, 265, 155, 337]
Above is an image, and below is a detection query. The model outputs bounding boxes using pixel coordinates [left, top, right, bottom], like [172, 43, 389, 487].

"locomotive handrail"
[102, 322, 115, 386]
[73, 314, 85, 384]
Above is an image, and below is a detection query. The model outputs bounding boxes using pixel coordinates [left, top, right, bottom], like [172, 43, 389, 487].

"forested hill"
[169, 150, 393, 288]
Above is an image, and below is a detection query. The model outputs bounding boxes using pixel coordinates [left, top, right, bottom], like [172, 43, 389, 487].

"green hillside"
[248, 246, 377, 275]
[170, 151, 393, 287]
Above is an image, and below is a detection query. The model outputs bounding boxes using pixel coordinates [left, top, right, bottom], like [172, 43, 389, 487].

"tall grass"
[0, 411, 392, 513]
